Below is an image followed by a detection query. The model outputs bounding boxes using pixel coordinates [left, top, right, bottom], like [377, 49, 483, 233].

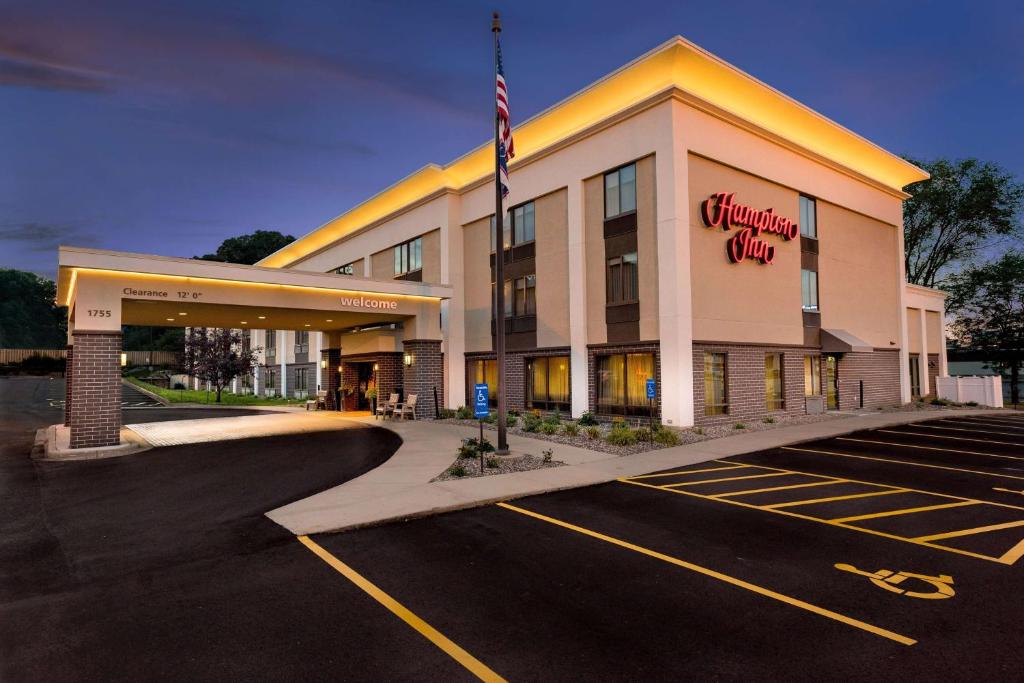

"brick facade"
[69, 331, 122, 449]
[836, 349, 902, 410]
[587, 341, 661, 423]
[692, 342, 808, 426]
[464, 347, 573, 413]
[64, 344, 73, 426]
[402, 339, 443, 418]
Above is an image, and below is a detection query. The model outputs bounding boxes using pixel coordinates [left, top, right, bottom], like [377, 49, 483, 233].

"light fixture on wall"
[338, 365, 344, 373]
[373, 363, 379, 371]
[403, 353, 413, 367]
[320, 359, 327, 369]
[120, 352, 127, 367]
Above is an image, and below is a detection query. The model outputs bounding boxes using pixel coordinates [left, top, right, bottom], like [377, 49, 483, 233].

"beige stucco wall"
[535, 188, 571, 348]
[584, 174, 606, 344]
[636, 155, 659, 340]
[925, 310, 942, 351]
[462, 216, 492, 353]
[340, 328, 402, 355]
[687, 154, 803, 345]
[371, 248, 392, 279]
[818, 202, 901, 349]
[906, 307, 922, 353]
[421, 229, 441, 284]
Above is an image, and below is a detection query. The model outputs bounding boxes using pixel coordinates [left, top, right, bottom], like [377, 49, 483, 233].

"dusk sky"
[2, 0, 1022, 278]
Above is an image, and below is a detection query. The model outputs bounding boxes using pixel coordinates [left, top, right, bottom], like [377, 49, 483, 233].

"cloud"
[0, 57, 111, 92]
[0, 222, 97, 252]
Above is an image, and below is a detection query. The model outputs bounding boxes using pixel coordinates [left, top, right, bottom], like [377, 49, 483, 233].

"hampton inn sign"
[700, 191, 799, 265]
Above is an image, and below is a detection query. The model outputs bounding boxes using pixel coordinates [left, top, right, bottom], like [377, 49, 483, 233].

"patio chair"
[314, 390, 327, 410]
[375, 393, 399, 420]
[396, 394, 418, 420]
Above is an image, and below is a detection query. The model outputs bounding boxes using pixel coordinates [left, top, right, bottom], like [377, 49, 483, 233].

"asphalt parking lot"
[2, 377, 1022, 681]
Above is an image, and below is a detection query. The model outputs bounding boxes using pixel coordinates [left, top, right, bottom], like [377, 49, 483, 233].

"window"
[909, 354, 921, 397]
[394, 237, 423, 276]
[799, 196, 817, 239]
[804, 356, 822, 396]
[596, 352, 655, 415]
[469, 359, 498, 407]
[265, 330, 276, 351]
[604, 163, 637, 218]
[607, 252, 638, 304]
[295, 367, 308, 392]
[514, 275, 536, 317]
[825, 355, 838, 410]
[490, 201, 535, 251]
[765, 353, 785, 411]
[265, 369, 276, 389]
[242, 330, 251, 354]
[333, 262, 357, 275]
[801, 269, 819, 311]
[526, 356, 570, 412]
[703, 352, 728, 416]
[294, 330, 308, 354]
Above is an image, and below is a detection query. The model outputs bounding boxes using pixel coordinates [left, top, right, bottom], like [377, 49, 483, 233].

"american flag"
[496, 36, 514, 199]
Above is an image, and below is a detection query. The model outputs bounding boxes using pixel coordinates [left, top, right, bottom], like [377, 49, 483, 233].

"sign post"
[474, 383, 490, 469]
[646, 378, 657, 439]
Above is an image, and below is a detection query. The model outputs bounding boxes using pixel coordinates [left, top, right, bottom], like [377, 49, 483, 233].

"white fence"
[0, 349, 178, 365]
[935, 376, 1003, 408]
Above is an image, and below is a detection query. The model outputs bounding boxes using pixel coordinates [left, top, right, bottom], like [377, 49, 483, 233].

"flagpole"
[492, 11, 509, 454]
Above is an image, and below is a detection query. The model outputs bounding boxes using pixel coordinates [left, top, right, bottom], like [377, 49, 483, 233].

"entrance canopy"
[57, 247, 451, 339]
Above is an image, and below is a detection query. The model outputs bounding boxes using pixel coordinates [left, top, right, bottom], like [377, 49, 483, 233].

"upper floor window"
[801, 269, 819, 311]
[294, 330, 309, 354]
[490, 200, 535, 251]
[514, 275, 536, 317]
[799, 196, 817, 239]
[241, 330, 251, 353]
[265, 330, 276, 351]
[333, 262, 358, 276]
[394, 237, 422, 276]
[604, 163, 636, 219]
[607, 252, 638, 304]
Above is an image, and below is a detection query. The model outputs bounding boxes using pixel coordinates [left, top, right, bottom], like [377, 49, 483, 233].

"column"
[69, 330, 122, 448]
[322, 347, 341, 410]
[278, 330, 287, 399]
[314, 332, 323, 391]
[566, 180, 589, 418]
[919, 307, 930, 396]
[402, 339, 442, 419]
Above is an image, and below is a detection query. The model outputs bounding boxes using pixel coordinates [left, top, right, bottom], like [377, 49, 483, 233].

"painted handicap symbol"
[834, 563, 955, 600]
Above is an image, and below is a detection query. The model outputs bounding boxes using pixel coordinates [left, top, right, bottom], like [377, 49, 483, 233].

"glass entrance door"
[825, 355, 838, 410]
[909, 354, 921, 398]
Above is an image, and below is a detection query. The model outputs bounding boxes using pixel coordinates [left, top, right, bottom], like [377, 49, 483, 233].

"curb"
[33, 423, 152, 461]
[122, 379, 169, 405]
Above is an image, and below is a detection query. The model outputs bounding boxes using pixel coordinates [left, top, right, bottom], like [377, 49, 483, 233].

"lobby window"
[765, 353, 785, 411]
[469, 359, 498, 407]
[804, 356, 822, 396]
[333, 262, 357, 276]
[295, 367, 308, 392]
[801, 269, 819, 311]
[604, 163, 636, 218]
[607, 252, 638, 304]
[294, 330, 308, 354]
[596, 352, 654, 416]
[394, 237, 422, 276]
[526, 356, 570, 412]
[703, 352, 728, 416]
[799, 196, 817, 239]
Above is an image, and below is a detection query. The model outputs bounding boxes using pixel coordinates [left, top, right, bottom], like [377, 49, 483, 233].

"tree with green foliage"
[902, 157, 1023, 288]
[946, 251, 1024, 406]
[195, 230, 296, 265]
[0, 269, 67, 348]
[181, 328, 261, 402]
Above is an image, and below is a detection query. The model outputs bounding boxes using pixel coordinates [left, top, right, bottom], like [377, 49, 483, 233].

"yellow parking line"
[765, 489, 907, 509]
[618, 478, 1010, 564]
[713, 479, 844, 498]
[1000, 538, 1024, 565]
[297, 535, 506, 682]
[497, 502, 916, 646]
[942, 419, 1024, 431]
[829, 500, 979, 524]
[876, 429, 1024, 448]
[910, 424, 1024, 439]
[628, 464, 750, 480]
[913, 520, 1024, 543]
[782, 446, 1024, 481]
[837, 437, 1024, 462]
[664, 472, 792, 488]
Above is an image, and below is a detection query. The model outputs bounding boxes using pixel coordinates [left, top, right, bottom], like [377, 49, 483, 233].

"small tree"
[182, 328, 261, 402]
[946, 251, 1024, 405]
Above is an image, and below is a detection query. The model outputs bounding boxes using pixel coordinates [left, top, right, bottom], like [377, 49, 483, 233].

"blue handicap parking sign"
[474, 383, 490, 419]
[646, 378, 656, 400]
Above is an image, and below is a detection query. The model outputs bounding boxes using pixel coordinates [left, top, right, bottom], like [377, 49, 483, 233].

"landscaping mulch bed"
[433, 453, 565, 481]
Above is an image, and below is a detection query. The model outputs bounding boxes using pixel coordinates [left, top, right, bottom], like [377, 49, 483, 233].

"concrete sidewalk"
[125, 411, 353, 447]
[266, 408, 1013, 535]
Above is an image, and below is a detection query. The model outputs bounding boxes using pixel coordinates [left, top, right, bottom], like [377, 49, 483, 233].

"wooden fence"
[0, 349, 178, 365]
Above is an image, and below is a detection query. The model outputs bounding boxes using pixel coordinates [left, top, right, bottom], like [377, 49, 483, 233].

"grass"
[126, 377, 306, 406]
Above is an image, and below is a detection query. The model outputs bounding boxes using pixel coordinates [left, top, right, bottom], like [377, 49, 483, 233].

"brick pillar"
[64, 344, 73, 426]
[340, 361, 359, 411]
[323, 348, 341, 410]
[375, 353, 404, 402]
[69, 331, 122, 449]
[402, 340, 443, 418]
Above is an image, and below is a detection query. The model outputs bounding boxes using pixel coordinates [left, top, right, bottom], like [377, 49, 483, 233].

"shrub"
[506, 411, 519, 427]
[172, 382, 186, 390]
[455, 406, 472, 420]
[540, 422, 558, 435]
[763, 416, 776, 424]
[466, 437, 495, 453]
[734, 422, 747, 430]
[930, 397, 950, 406]
[577, 412, 599, 426]
[633, 427, 654, 441]
[562, 422, 580, 437]
[585, 426, 601, 439]
[457, 444, 477, 459]
[508, 408, 521, 417]
[611, 416, 626, 427]
[486, 457, 500, 468]
[692, 426, 704, 435]
[654, 429, 682, 446]
[482, 411, 497, 424]
[447, 465, 467, 477]
[438, 407, 456, 419]
[543, 412, 561, 426]
[965, 401, 979, 407]
[606, 428, 638, 446]
[542, 448, 553, 463]
[523, 414, 542, 432]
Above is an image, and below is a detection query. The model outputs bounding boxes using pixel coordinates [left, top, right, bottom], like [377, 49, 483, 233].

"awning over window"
[821, 329, 874, 354]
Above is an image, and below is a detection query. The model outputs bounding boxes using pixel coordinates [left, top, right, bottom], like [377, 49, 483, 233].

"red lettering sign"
[700, 191, 798, 265]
